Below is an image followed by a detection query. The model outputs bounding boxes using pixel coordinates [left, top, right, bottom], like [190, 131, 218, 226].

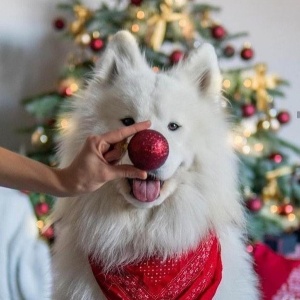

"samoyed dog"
[52, 31, 259, 299]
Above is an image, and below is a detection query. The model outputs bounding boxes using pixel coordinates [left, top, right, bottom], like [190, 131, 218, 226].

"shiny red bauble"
[269, 152, 283, 164]
[277, 111, 291, 124]
[130, 0, 143, 6]
[211, 25, 226, 40]
[278, 203, 294, 216]
[241, 47, 254, 60]
[242, 103, 256, 117]
[246, 196, 263, 212]
[128, 129, 169, 171]
[53, 18, 65, 30]
[42, 226, 55, 240]
[90, 38, 104, 52]
[170, 50, 184, 64]
[35, 202, 50, 216]
[223, 45, 235, 58]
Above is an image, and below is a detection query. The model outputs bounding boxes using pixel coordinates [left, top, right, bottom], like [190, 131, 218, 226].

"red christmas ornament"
[278, 203, 294, 216]
[269, 152, 283, 164]
[130, 0, 143, 6]
[42, 226, 55, 239]
[246, 196, 263, 212]
[35, 202, 50, 216]
[241, 46, 254, 60]
[223, 45, 235, 58]
[128, 129, 169, 171]
[90, 38, 104, 52]
[59, 86, 72, 97]
[53, 18, 65, 30]
[169, 50, 184, 64]
[277, 111, 291, 124]
[211, 25, 227, 40]
[242, 103, 256, 117]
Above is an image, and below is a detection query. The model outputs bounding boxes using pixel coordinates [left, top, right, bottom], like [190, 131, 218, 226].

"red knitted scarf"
[89, 234, 222, 300]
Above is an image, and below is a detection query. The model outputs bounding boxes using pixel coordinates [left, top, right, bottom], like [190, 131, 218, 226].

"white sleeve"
[0, 187, 51, 300]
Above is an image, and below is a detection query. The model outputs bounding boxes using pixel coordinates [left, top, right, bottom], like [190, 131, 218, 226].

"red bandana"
[89, 234, 222, 300]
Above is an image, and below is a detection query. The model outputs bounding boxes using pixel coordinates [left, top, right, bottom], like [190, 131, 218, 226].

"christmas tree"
[22, 0, 300, 245]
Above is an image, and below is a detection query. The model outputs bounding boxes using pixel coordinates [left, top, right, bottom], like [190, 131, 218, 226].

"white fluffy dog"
[52, 31, 259, 299]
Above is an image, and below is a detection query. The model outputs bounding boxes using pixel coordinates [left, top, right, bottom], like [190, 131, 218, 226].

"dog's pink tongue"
[132, 179, 160, 202]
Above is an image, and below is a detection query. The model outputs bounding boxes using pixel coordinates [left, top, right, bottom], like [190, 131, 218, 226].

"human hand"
[57, 121, 151, 196]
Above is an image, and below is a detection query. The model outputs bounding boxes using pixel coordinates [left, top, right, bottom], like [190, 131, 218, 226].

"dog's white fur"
[52, 31, 259, 299]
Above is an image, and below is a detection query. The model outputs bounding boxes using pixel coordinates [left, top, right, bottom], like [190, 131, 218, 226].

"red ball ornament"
[241, 47, 254, 60]
[246, 196, 263, 212]
[59, 86, 72, 97]
[211, 25, 227, 40]
[130, 0, 143, 6]
[278, 203, 294, 216]
[277, 111, 291, 124]
[170, 50, 184, 64]
[35, 202, 50, 216]
[42, 226, 55, 240]
[128, 129, 169, 171]
[242, 103, 256, 117]
[53, 18, 65, 30]
[223, 45, 235, 58]
[269, 152, 283, 164]
[90, 38, 104, 52]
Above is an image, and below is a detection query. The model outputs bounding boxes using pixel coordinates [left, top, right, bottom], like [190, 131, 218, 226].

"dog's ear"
[179, 43, 221, 96]
[95, 31, 145, 84]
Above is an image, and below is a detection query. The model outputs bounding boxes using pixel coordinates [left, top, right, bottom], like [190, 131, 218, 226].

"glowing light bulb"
[131, 24, 140, 33]
[137, 10, 145, 19]
[242, 145, 251, 154]
[270, 205, 278, 214]
[222, 79, 231, 89]
[288, 213, 296, 222]
[243, 79, 252, 88]
[36, 220, 44, 229]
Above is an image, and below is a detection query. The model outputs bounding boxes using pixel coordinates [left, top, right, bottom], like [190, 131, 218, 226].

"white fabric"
[0, 187, 51, 300]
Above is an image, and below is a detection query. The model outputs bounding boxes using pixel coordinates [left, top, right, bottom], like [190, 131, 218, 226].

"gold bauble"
[257, 119, 271, 131]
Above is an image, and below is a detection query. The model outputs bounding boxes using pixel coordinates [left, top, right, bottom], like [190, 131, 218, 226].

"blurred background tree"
[22, 0, 300, 248]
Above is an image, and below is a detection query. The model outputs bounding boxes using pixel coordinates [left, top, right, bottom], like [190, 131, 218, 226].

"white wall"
[0, 0, 299, 151]
[0, 0, 69, 151]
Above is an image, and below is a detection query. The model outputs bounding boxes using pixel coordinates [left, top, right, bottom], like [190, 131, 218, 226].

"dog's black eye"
[168, 122, 180, 131]
[121, 117, 135, 126]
